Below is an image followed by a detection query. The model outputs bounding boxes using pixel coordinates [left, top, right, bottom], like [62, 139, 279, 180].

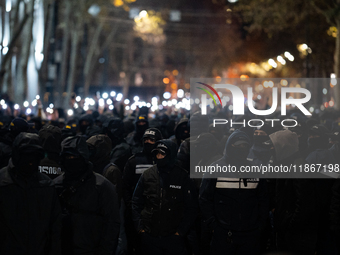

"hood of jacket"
[86, 134, 112, 164]
[60, 135, 90, 162]
[174, 118, 189, 140]
[269, 130, 298, 162]
[38, 124, 62, 154]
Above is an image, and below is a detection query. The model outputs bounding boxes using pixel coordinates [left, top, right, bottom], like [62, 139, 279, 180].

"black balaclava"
[103, 118, 125, 148]
[135, 115, 149, 137]
[152, 140, 177, 172]
[60, 136, 90, 181]
[307, 125, 329, 151]
[224, 130, 251, 164]
[78, 114, 93, 135]
[176, 122, 190, 141]
[142, 128, 163, 156]
[12, 133, 44, 179]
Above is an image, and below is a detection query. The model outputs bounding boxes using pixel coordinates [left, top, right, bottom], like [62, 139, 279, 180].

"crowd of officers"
[1, 108, 340, 255]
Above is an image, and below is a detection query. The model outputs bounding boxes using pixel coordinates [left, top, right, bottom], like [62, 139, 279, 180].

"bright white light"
[228, 0, 238, 2]
[163, 92, 171, 99]
[14, 104, 19, 110]
[162, 101, 167, 106]
[146, 103, 151, 108]
[2, 47, 8, 55]
[23, 101, 29, 107]
[125, 106, 130, 110]
[134, 96, 139, 101]
[49, 103, 54, 108]
[177, 89, 184, 98]
[331, 79, 337, 86]
[76, 96, 81, 102]
[109, 105, 114, 110]
[167, 101, 173, 107]
[32, 100, 37, 107]
[84, 105, 89, 111]
[151, 105, 158, 111]
[110, 91, 116, 97]
[99, 98, 105, 107]
[74, 103, 78, 109]
[116, 93, 123, 101]
[102, 92, 108, 99]
[0, 99, 5, 105]
[36, 95, 40, 100]
[107, 99, 113, 105]
[268, 59, 277, 68]
[35, 52, 44, 64]
[284, 51, 294, 61]
[3, 104, 7, 109]
[124, 99, 130, 104]
[89, 99, 95, 106]
[131, 104, 136, 110]
[139, 10, 147, 18]
[6, 0, 11, 12]
[323, 88, 327, 95]
[26, 108, 32, 114]
[171, 99, 177, 105]
[67, 109, 74, 116]
[277, 56, 286, 65]
[301, 44, 308, 50]
[331, 73, 336, 79]
[194, 98, 200, 104]
[152, 97, 158, 103]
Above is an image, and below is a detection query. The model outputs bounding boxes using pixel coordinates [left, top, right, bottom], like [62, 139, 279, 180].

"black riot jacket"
[132, 163, 197, 237]
[0, 160, 62, 255]
[123, 152, 154, 209]
[54, 170, 120, 255]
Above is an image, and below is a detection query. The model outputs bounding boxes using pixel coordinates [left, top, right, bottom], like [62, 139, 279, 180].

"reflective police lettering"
[169, 185, 181, 189]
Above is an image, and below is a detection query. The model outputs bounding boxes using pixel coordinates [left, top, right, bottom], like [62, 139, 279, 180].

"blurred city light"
[110, 91, 116, 97]
[124, 99, 130, 104]
[23, 101, 29, 107]
[14, 104, 19, 110]
[177, 89, 184, 98]
[163, 92, 171, 99]
[116, 93, 123, 101]
[268, 59, 277, 68]
[67, 109, 74, 116]
[102, 92, 109, 99]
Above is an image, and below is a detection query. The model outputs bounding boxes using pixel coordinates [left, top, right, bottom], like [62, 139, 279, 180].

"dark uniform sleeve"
[104, 165, 123, 207]
[122, 156, 136, 209]
[177, 177, 199, 236]
[48, 187, 62, 255]
[330, 179, 340, 231]
[98, 181, 121, 254]
[257, 179, 269, 230]
[132, 174, 145, 232]
[199, 176, 217, 229]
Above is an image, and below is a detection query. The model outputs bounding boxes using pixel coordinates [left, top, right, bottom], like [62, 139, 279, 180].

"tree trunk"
[57, 0, 71, 107]
[38, 0, 55, 97]
[83, 23, 118, 97]
[63, 23, 81, 109]
[0, 11, 30, 91]
[334, 17, 340, 109]
[83, 22, 103, 97]
[16, 0, 34, 104]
